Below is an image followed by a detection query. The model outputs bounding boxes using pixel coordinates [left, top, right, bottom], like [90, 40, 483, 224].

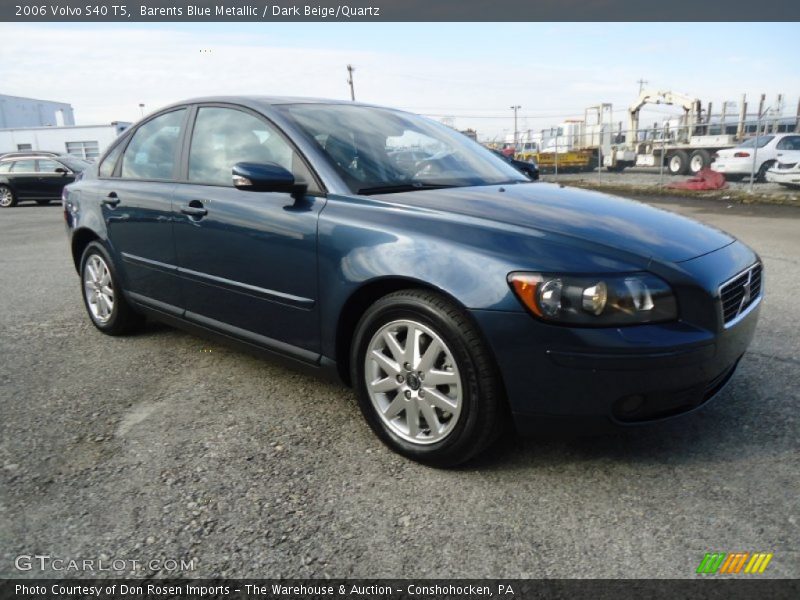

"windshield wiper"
[357, 183, 457, 195]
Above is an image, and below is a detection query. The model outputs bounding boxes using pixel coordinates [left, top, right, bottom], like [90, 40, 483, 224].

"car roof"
[157, 95, 409, 114]
[0, 150, 62, 156]
[0, 154, 71, 163]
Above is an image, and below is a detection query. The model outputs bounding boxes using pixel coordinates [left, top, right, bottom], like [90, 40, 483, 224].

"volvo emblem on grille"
[738, 270, 753, 316]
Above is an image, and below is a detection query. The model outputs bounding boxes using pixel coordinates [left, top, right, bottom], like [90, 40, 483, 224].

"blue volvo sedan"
[63, 97, 762, 466]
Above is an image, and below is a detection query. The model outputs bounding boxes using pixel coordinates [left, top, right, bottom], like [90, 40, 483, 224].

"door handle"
[181, 201, 208, 218]
[101, 192, 120, 207]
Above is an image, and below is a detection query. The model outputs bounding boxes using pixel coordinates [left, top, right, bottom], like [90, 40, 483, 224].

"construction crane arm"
[627, 89, 701, 148]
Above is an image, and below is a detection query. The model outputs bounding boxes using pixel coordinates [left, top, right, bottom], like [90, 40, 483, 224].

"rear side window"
[188, 106, 316, 190]
[121, 109, 186, 180]
[0, 162, 10, 173]
[10, 159, 37, 172]
[99, 141, 124, 178]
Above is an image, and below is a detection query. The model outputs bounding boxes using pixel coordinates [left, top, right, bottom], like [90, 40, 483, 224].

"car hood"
[376, 182, 734, 263]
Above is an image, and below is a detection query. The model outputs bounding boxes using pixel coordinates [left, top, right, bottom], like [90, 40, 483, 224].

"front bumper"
[766, 169, 800, 185]
[472, 301, 759, 436]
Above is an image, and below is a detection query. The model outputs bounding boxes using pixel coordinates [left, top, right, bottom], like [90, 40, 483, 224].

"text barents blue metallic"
[63, 97, 761, 466]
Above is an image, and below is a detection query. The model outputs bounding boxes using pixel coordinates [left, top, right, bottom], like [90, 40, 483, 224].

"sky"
[1, 22, 798, 140]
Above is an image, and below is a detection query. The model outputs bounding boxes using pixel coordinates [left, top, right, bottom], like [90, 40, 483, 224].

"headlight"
[508, 272, 677, 326]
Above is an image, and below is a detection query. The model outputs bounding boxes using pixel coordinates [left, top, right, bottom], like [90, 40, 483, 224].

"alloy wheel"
[83, 254, 115, 324]
[364, 319, 463, 445]
[0, 186, 13, 207]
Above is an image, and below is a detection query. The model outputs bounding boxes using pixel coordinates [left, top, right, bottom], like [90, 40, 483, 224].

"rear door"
[8, 159, 40, 199]
[99, 108, 188, 312]
[172, 104, 326, 357]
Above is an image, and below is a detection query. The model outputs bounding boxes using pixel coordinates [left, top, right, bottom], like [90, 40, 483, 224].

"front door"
[37, 158, 75, 200]
[9, 159, 40, 199]
[172, 105, 325, 357]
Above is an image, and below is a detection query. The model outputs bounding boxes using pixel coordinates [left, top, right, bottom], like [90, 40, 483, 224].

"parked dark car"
[0, 155, 90, 207]
[63, 97, 762, 466]
[490, 148, 539, 179]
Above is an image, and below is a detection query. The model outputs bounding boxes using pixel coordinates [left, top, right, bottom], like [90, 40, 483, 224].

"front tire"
[80, 242, 143, 335]
[351, 289, 504, 467]
[756, 160, 775, 183]
[0, 185, 16, 208]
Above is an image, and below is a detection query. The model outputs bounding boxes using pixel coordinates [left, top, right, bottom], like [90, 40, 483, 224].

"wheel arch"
[334, 276, 485, 387]
[71, 228, 101, 273]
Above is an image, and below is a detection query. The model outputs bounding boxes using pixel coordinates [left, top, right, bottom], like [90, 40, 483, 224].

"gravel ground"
[0, 198, 798, 579]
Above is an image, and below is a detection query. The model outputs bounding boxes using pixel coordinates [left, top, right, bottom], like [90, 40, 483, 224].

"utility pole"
[138, 103, 145, 118]
[510, 105, 521, 150]
[637, 78, 648, 94]
[346, 64, 355, 101]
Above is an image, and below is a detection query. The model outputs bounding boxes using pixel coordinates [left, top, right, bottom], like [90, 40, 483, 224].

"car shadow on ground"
[133, 320, 789, 473]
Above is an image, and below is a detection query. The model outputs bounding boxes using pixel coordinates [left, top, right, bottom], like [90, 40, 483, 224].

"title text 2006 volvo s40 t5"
[62, 97, 762, 466]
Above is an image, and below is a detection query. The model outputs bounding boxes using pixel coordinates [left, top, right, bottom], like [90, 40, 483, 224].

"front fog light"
[582, 282, 607, 315]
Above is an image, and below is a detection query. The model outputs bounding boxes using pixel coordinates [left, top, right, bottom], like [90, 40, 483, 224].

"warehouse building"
[0, 122, 132, 160]
[0, 93, 75, 128]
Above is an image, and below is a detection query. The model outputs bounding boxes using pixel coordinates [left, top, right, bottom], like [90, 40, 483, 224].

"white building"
[0, 94, 75, 128]
[0, 122, 131, 160]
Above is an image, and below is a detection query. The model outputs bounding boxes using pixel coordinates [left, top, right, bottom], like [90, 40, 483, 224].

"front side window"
[276, 103, 526, 194]
[0, 162, 11, 173]
[188, 107, 306, 187]
[121, 109, 186, 180]
[37, 159, 63, 173]
[776, 136, 800, 151]
[10, 159, 37, 173]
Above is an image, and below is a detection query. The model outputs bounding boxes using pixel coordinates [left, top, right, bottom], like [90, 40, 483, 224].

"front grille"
[720, 262, 762, 324]
[778, 162, 797, 169]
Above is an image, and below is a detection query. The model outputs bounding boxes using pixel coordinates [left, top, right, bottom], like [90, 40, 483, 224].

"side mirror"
[55, 167, 69, 175]
[232, 162, 307, 197]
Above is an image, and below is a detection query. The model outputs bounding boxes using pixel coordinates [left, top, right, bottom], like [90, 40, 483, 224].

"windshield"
[276, 103, 528, 194]
[59, 156, 91, 172]
[738, 136, 774, 149]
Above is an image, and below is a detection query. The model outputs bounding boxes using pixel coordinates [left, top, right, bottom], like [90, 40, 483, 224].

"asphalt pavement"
[0, 195, 797, 579]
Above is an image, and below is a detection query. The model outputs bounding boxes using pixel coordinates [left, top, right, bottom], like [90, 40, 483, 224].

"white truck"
[603, 90, 798, 175]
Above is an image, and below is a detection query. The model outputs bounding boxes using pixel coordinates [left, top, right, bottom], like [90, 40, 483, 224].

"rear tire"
[756, 161, 775, 183]
[689, 149, 711, 174]
[80, 242, 144, 335]
[667, 150, 690, 175]
[0, 185, 16, 208]
[351, 289, 505, 467]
